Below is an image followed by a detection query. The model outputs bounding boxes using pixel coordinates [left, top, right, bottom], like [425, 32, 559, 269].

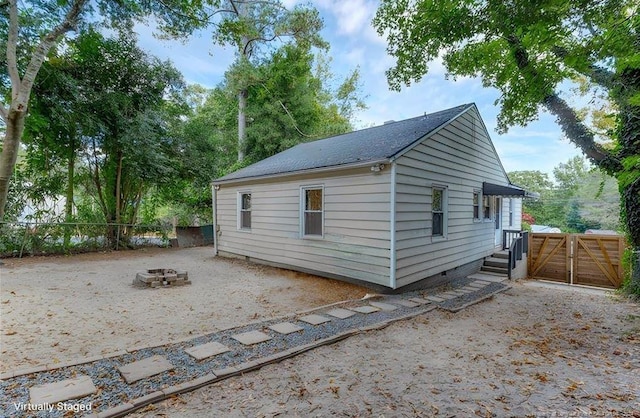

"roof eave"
[212, 158, 391, 186]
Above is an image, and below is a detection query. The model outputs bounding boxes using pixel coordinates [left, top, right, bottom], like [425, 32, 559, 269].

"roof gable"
[215, 103, 474, 183]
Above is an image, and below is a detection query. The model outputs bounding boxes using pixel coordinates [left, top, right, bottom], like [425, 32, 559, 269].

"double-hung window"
[473, 190, 481, 221]
[302, 186, 323, 237]
[483, 195, 492, 221]
[239, 192, 251, 230]
[432, 186, 447, 238]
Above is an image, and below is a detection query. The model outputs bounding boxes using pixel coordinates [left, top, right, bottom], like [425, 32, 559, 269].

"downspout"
[389, 162, 397, 289]
[212, 183, 218, 255]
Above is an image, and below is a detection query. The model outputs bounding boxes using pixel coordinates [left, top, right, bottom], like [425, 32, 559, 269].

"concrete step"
[481, 265, 508, 275]
[484, 257, 508, 268]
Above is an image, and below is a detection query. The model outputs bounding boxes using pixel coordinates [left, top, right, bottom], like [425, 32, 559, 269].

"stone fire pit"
[133, 269, 191, 288]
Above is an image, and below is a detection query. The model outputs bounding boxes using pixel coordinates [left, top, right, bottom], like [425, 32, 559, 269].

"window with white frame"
[508, 198, 514, 227]
[473, 190, 481, 221]
[432, 186, 447, 237]
[239, 192, 251, 230]
[483, 195, 491, 221]
[302, 187, 323, 237]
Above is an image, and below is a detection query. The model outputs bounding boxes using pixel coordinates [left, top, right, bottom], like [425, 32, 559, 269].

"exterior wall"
[502, 197, 523, 232]
[214, 167, 392, 286]
[393, 109, 512, 288]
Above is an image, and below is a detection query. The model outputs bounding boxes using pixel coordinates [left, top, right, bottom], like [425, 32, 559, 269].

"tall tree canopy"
[374, 0, 640, 294]
[0, 0, 206, 221]
[206, 0, 326, 161]
[156, 42, 366, 225]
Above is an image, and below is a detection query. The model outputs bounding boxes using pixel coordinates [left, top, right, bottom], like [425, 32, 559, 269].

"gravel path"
[131, 283, 640, 418]
[1, 272, 507, 417]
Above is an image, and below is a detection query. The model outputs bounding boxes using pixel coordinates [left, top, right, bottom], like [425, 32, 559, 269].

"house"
[212, 103, 534, 290]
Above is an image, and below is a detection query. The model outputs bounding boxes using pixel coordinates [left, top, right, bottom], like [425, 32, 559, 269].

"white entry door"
[494, 197, 502, 247]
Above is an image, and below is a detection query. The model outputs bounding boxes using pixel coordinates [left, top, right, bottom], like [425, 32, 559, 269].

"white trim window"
[301, 186, 323, 237]
[432, 186, 447, 238]
[483, 195, 492, 221]
[473, 190, 482, 221]
[238, 192, 252, 230]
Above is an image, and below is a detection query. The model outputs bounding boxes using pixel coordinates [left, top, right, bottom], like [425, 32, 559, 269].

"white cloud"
[281, 0, 300, 8]
[314, 0, 376, 35]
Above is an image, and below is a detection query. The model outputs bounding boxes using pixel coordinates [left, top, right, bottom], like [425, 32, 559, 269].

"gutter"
[211, 183, 218, 255]
[213, 158, 390, 186]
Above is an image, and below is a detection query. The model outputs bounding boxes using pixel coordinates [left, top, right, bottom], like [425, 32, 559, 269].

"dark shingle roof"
[215, 103, 473, 183]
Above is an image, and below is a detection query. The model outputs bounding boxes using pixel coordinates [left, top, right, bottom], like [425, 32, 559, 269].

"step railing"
[503, 230, 528, 280]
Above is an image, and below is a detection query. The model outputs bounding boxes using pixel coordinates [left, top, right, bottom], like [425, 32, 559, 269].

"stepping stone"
[325, 308, 356, 319]
[185, 341, 231, 361]
[457, 288, 476, 294]
[350, 305, 380, 314]
[369, 301, 398, 311]
[409, 297, 432, 305]
[298, 314, 332, 325]
[269, 322, 304, 335]
[30, 375, 96, 404]
[231, 330, 272, 346]
[424, 295, 446, 303]
[466, 282, 487, 288]
[438, 292, 459, 300]
[391, 299, 420, 308]
[118, 355, 174, 384]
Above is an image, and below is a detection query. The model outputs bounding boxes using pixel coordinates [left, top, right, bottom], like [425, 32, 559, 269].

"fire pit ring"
[133, 269, 191, 288]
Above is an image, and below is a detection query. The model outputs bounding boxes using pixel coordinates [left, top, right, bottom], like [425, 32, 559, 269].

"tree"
[207, 0, 326, 162]
[508, 170, 565, 228]
[154, 43, 366, 225]
[374, 0, 640, 294]
[0, 0, 209, 221]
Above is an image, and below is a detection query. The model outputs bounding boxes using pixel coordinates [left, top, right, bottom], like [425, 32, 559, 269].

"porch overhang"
[483, 182, 539, 199]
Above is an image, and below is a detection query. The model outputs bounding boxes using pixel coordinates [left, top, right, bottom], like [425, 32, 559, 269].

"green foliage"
[509, 157, 620, 231]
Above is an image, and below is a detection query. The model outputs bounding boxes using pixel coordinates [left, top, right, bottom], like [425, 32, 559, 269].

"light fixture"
[370, 163, 385, 172]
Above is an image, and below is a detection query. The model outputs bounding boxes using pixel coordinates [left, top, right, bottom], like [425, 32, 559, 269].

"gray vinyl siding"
[394, 109, 510, 287]
[215, 167, 392, 286]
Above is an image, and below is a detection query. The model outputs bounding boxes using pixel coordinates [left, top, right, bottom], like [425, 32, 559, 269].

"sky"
[133, 0, 583, 176]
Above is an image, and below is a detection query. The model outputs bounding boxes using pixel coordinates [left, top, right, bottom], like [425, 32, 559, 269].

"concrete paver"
[408, 297, 432, 305]
[231, 330, 272, 346]
[29, 375, 96, 405]
[298, 314, 332, 325]
[424, 295, 446, 303]
[391, 299, 420, 308]
[325, 308, 356, 319]
[369, 301, 398, 311]
[269, 322, 304, 335]
[118, 355, 175, 384]
[184, 341, 231, 361]
[466, 282, 487, 288]
[350, 306, 380, 314]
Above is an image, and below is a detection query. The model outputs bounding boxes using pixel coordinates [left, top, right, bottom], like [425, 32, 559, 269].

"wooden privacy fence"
[528, 233, 626, 289]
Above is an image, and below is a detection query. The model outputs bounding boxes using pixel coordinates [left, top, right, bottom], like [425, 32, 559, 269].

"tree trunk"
[1, 0, 89, 220]
[237, 88, 248, 161]
[0, 109, 26, 220]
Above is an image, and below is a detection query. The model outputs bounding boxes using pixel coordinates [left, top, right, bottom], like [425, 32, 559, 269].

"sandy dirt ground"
[1, 248, 639, 417]
[130, 283, 640, 418]
[0, 247, 368, 372]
